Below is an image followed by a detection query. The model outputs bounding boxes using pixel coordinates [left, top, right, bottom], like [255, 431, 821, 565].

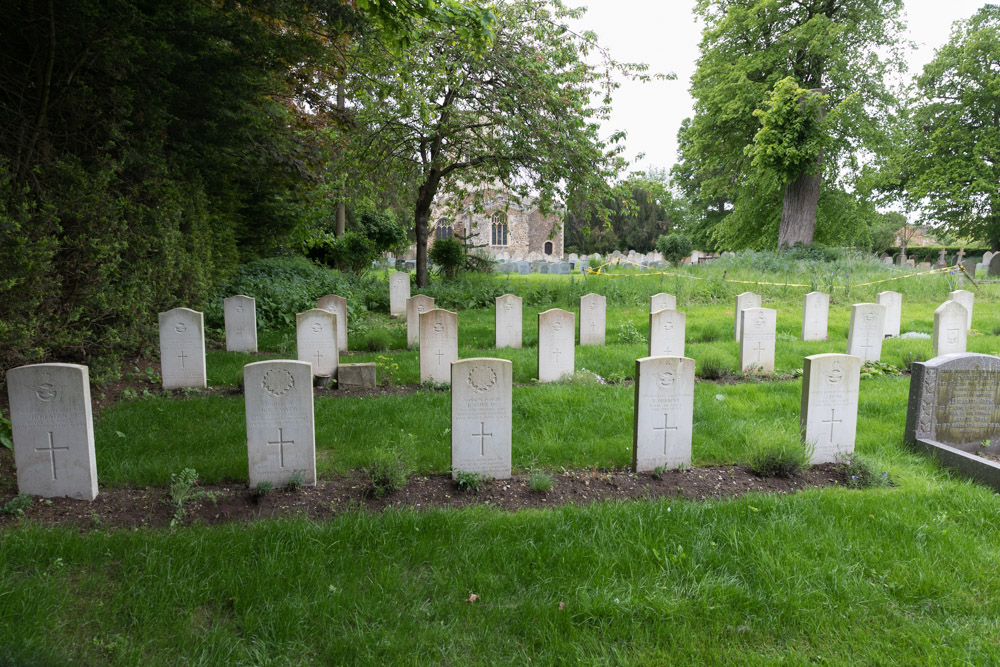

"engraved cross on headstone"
[589, 320, 597, 331]
[267, 427, 294, 468]
[177, 350, 188, 368]
[822, 408, 842, 442]
[313, 350, 324, 368]
[753, 341, 766, 361]
[435, 350, 444, 365]
[472, 422, 492, 456]
[859, 338, 874, 358]
[36, 431, 70, 480]
[552, 347, 561, 362]
[653, 413, 678, 455]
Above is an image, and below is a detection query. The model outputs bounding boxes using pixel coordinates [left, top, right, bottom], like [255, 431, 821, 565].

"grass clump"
[529, 472, 555, 494]
[843, 457, 894, 489]
[169, 468, 221, 527]
[252, 481, 274, 499]
[363, 449, 411, 498]
[745, 437, 811, 478]
[698, 351, 731, 380]
[454, 470, 486, 492]
[285, 471, 305, 492]
[1, 493, 31, 517]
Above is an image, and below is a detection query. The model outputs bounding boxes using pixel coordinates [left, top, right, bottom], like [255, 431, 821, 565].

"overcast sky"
[570, 0, 992, 176]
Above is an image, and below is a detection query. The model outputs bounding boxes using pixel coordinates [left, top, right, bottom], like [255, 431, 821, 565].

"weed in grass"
[900, 350, 926, 371]
[529, 472, 555, 494]
[1, 493, 31, 517]
[363, 448, 411, 498]
[454, 470, 486, 492]
[745, 436, 812, 478]
[285, 471, 306, 492]
[168, 468, 221, 526]
[562, 369, 605, 385]
[843, 457, 894, 489]
[698, 352, 731, 380]
[252, 481, 274, 499]
[860, 361, 902, 379]
[651, 465, 668, 480]
[616, 321, 646, 345]
[375, 355, 400, 385]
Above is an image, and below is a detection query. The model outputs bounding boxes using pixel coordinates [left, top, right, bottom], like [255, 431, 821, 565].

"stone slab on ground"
[338, 363, 376, 389]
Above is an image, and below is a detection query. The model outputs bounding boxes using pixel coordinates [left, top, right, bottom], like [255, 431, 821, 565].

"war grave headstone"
[734, 292, 762, 341]
[632, 356, 695, 472]
[739, 307, 776, 374]
[801, 291, 829, 341]
[495, 294, 522, 349]
[949, 289, 974, 330]
[419, 308, 458, 383]
[244, 360, 316, 487]
[159, 308, 207, 390]
[538, 308, 575, 382]
[224, 295, 258, 353]
[650, 293, 676, 313]
[649, 309, 685, 358]
[990, 254, 1000, 277]
[876, 291, 902, 338]
[296, 309, 338, 379]
[933, 300, 968, 357]
[316, 294, 348, 353]
[389, 272, 410, 318]
[450, 358, 512, 480]
[579, 293, 607, 346]
[800, 354, 861, 464]
[846, 303, 886, 363]
[406, 295, 436, 348]
[905, 353, 1000, 491]
[7, 363, 98, 500]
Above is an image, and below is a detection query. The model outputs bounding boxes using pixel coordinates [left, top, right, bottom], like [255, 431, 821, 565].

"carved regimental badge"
[656, 368, 676, 389]
[175, 322, 187, 334]
[503, 301, 513, 312]
[467, 365, 498, 393]
[433, 322, 445, 334]
[33, 373, 59, 402]
[311, 322, 323, 333]
[754, 312, 766, 328]
[826, 362, 843, 386]
[552, 321, 562, 333]
[261, 368, 295, 398]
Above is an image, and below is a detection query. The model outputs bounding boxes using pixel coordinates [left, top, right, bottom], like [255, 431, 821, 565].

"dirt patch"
[0, 464, 851, 531]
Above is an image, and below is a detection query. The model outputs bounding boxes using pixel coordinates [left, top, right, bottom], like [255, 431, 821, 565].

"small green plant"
[285, 471, 306, 492]
[168, 468, 221, 526]
[860, 361, 902, 379]
[454, 470, 486, 493]
[900, 350, 926, 371]
[562, 369, 605, 385]
[745, 437, 811, 478]
[1, 493, 32, 517]
[529, 472, 555, 494]
[698, 352, 731, 380]
[616, 321, 647, 345]
[0, 411, 12, 450]
[843, 457, 894, 489]
[252, 481, 274, 498]
[363, 448, 411, 498]
[651, 465, 668, 480]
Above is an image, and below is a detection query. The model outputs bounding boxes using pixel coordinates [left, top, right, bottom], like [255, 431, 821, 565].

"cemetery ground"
[3, 257, 1000, 663]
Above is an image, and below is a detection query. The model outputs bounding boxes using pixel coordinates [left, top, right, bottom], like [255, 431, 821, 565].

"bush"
[307, 231, 378, 273]
[429, 237, 466, 278]
[529, 472, 555, 494]
[364, 449, 411, 498]
[745, 437, 811, 478]
[355, 210, 408, 254]
[656, 233, 694, 266]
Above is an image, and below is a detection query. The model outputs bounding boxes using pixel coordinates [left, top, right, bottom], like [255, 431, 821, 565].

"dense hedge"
[884, 246, 991, 262]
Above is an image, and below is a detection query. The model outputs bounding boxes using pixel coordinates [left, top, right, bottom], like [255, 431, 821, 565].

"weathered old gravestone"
[962, 258, 977, 276]
[7, 363, 98, 500]
[936, 248, 947, 268]
[734, 292, 762, 341]
[389, 272, 410, 318]
[632, 356, 695, 472]
[296, 309, 338, 378]
[984, 250, 995, 266]
[876, 291, 902, 338]
[495, 294, 522, 349]
[846, 303, 886, 363]
[990, 254, 1000, 277]
[883, 256, 894, 266]
[933, 300, 968, 357]
[801, 291, 829, 341]
[538, 308, 575, 382]
[739, 307, 776, 374]
[918, 262, 932, 271]
[948, 290, 974, 330]
[419, 309, 458, 383]
[648, 309, 686, 357]
[406, 295, 435, 348]
[158, 308, 207, 390]
[800, 354, 861, 464]
[244, 360, 316, 487]
[650, 293, 676, 313]
[905, 353, 1000, 491]
[450, 358, 512, 480]
[337, 363, 376, 389]
[224, 295, 258, 353]
[316, 294, 348, 353]
[579, 293, 607, 346]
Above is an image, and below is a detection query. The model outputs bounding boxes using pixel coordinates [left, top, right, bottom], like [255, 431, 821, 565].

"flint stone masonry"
[876, 291, 902, 338]
[7, 363, 98, 500]
[933, 300, 968, 357]
[224, 295, 258, 353]
[649, 309, 686, 358]
[159, 308, 207, 390]
[801, 354, 861, 464]
[244, 360, 316, 487]
[495, 294, 522, 349]
[296, 309, 338, 377]
[406, 295, 436, 348]
[847, 303, 886, 363]
[451, 358, 512, 480]
[419, 309, 458, 383]
[734, 292, 762, 341]
[338, 363, 376, 389]
[538, 309, 575, 382]
[801, 291, 829, 341]
[316, 294, 348, 352]
[739, 308, 776, 374]
[949, 290, 974, 330]
[650, 293, 677, 313]
[389, 273, 410, 318]
[579, 293, 607, 346]
[633, 356, 695, 472]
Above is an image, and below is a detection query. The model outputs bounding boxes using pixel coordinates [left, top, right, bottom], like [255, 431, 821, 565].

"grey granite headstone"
[962, 258, 977, 276]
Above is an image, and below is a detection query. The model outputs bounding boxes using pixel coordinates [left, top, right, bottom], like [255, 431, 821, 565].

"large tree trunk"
[777, 170, 820, 247]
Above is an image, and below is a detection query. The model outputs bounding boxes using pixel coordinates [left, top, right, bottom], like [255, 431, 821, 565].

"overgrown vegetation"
[363, 449, 411, 498]
[745, 437, 811, 478]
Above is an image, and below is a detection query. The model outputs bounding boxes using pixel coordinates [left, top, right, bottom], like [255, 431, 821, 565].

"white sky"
[570, 0, 993, 175]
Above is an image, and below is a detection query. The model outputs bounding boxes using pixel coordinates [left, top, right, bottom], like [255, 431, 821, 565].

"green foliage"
[252, 481, 274, 499]
[651, 465, 668, 480]
[529, 472, 555, 494]
[453, 471, 486, 493]
[748, 78, 829, 183]
[843, 457, 893, 489]
[285, 472, 306, 492]
[656, 233, 694, 266]
[0, 494, 31, 517]
[168, 468, 221, 527]
[429, 238, 466, 279]
[0, 411, 12, 450]
[308, 231, 379, 273]
[363, 449, 411, 498]
[745, 437, 811, 478]
[356, 210, 409, 254]
[860, 361, 902, 379]
[615, 322, 646, 345]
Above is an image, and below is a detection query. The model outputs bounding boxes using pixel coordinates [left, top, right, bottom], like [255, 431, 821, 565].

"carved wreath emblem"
[261, 368, 295, 397]
[467, 365, 497, 393]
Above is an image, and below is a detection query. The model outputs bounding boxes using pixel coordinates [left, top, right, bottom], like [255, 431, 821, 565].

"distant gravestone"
[538, 308, 575, 382]
[739, 307, 776, 374]
[906, 258, 916, 268]
[7, 363, 98, 500]
[632, 356, 695, 472]
[883, 256, 894, 265]
[450, 358, 512, 480]
[949, 289, 974, 330]
[389, 273, 410, 318]
[419, 309, 458, 383]
[158, 308, 207, 390]
[990, 254, 1000, 277]
[579, 293, 606, 346]
[244, 360, 315, 488]
[650, 293, 676, 313]
[734, 292, 762, 341]
[406, 295, 435, 348]
[846, 303, 886, 363]
[801, 291, 829, 341]
[648, 309, 685, 357]
[876, 291, 902, 338]
[515, 261, 530, 275]
[918, 262, 931, 270]
[495, 294, 522, 349]
[296, 309, 338, 378]
[316, 294, 348, 353]
[224, 295, 258, 353]
[800, 354, 861, 464]
[962, 258, 977, 276]
[984, 250, 995, 266]
[933, 300, 968, 357]
[936, 248, 948, 267]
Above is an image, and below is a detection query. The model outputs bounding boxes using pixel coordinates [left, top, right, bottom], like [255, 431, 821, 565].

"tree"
[656, 233, 693, 267]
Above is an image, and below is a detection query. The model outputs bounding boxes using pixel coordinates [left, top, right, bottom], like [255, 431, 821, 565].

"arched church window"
[435, 219, 453, 240]
[491, 212, 508, 246]
[544, 241, 553, 255]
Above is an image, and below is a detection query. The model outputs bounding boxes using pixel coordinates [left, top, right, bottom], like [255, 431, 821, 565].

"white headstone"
[648, 309, 686, 357]
[538, 309, 575, 382]
[244, 360, 315, 487]
[739, 308, 776, 374]
[158, 308, 207, 390]
[876, 291, 902, 338]
[406, 295, 436, 348]
[801, 353, 861, 464]
[389, 273, 410, 318]
[650, 293, 677, 313]
[495, 294, 522, 349]
[316, 294, 348, 352]
[296, 309, 338, 377]
[734, 292, 762, 341]
[846, 303, 886, 363]
[224, 295, 258, 352]
[949, 290, 974, 330]
[579, 293, 607, 346]
[450, 358, 512, 480]
[632, 356, 695, 472]
[801, 291, 829, 341]
[419, 309, 458, 383]
[7, 363, 98, 500]
[933, 300, 969, 356]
